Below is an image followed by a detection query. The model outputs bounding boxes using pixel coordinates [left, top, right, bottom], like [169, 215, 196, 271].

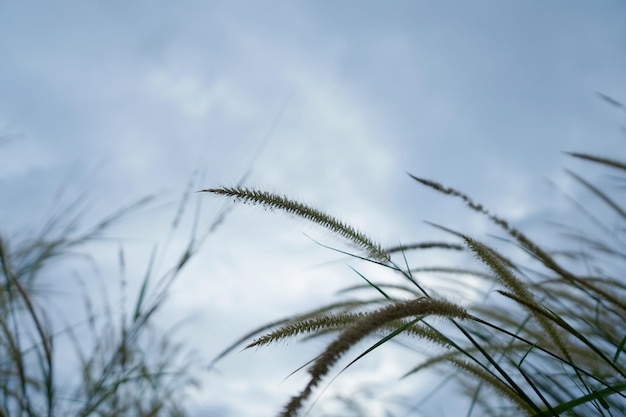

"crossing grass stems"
[204, 147, 626, 416]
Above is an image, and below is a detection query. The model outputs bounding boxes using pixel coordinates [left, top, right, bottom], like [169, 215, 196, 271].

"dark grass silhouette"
[204, 96, 626, 417]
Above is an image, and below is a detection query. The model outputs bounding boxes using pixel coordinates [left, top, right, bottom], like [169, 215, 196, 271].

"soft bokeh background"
[1, 1, 625, 416]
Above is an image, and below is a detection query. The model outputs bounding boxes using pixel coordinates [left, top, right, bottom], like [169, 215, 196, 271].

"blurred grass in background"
[0, 167, 226, 417]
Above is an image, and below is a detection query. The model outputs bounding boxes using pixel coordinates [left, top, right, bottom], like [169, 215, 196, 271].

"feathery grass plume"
[462, 235, 569, 356]
[409, 175, 548, 263]
[280, 298, 468, 417]
[210, 140, 626, 415]
[402, 321, 463, 350]
[413, 174, 626, 314]
[460, 235, 606, 412]
[208, 300, 374, 370]
[245, 312, 365, 349]
[200, 187, 390, 262]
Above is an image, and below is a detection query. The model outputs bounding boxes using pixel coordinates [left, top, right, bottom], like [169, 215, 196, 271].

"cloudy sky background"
[1, 1, 626, 416]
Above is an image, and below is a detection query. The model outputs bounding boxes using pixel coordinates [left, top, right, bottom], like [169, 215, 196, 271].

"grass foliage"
[205, 134, 626, 414]
[0, 174, 218, 417]
[5, 99, 624, 417]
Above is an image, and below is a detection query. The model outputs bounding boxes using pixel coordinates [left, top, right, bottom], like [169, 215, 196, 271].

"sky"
[1, 1, 626, 416]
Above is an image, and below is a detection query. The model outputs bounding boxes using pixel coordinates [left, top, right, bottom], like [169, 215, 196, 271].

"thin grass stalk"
[449, 357, 536, 415]
[532, 382, 626, 417]
[566, 169, 626, 220]
[384, 241, 465, 254]
[566, 152, 626, 173]
[497, 290, 626, 379]
[201, 187, 390, 262]
[0, 237, 53, 417]
[452, 320, 544, 414]
[469, 314, 626, 403]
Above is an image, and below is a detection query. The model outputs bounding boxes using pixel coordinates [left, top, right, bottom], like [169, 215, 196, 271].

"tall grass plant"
[206, 97, 626, 417]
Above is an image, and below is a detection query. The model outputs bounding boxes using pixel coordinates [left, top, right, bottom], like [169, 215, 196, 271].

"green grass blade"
[532, 383, 626, 417]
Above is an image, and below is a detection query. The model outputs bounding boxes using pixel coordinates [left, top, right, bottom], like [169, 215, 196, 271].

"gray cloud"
[1, 1, 625, 415]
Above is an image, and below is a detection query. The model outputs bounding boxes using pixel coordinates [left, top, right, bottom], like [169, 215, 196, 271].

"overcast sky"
[1, 1, 626, 416]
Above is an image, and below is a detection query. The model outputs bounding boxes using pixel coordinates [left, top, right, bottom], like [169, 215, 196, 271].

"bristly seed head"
[201, 187, 391, 262]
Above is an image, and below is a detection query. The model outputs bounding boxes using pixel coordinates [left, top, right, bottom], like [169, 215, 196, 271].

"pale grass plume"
[200, 187, 390, 262]
[280, 298, 468, 417]
[207, 135, 626, 416]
